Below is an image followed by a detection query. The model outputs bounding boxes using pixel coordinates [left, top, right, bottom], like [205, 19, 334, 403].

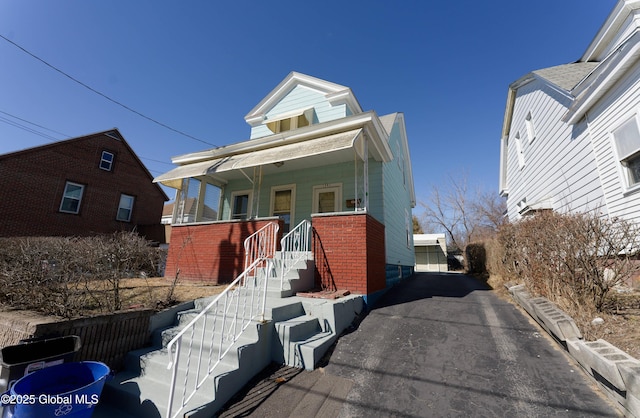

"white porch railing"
[279, 220, 312, 291]
[165, 257, 273, 418]
[244, 222, 280, 270]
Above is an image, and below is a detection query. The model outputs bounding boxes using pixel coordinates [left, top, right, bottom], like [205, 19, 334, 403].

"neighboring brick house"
[0, 129, 168, 240]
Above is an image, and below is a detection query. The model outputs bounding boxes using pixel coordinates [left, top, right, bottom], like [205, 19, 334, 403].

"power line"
[0, 109, 70, 138]
[0, 109, 175, 168]
[0, 34, 217, 147]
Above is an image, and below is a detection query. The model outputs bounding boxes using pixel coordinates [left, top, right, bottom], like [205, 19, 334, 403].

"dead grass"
[487, 275, 640, 360]
[90, 277, 227, 313]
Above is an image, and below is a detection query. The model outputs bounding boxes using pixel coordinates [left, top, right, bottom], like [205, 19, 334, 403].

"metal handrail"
[165, 257, 273, 418]
[244, 222, 280, 270]
[279, 220, 312, 290]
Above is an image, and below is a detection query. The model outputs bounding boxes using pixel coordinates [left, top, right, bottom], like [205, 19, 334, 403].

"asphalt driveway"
[218, 272, 619, 417]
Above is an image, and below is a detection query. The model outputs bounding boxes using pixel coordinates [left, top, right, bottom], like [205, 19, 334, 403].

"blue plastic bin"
[1, 361, 110, 418]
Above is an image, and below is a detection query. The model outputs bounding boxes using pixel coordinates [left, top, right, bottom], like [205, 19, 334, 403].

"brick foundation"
[165, 219, 282, 284]
[312, 213, 386, 295]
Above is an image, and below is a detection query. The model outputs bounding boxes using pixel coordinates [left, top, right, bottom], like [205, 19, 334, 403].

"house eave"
[564, 29, 640, 125]
[172, 111, 392, 165]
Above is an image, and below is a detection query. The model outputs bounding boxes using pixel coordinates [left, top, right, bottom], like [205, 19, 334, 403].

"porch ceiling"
[154, 129, 363, 188]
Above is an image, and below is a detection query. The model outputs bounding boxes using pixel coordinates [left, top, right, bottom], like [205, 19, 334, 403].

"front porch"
[164, 212, 389, 301]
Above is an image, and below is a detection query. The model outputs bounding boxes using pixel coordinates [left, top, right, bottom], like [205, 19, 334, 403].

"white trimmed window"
[312, 184, 342, 214]
[613, 116, 640, 188]
[59, 181, 84, 214]
[100, 151, 115, 171]
[515, 132, 525, 169]
[265, 108, 314, 134]
[525, 112, 536, 143]
[117, 194, 135, 222]
[270, 184, 295, 233]
[231, 190, 252, 220]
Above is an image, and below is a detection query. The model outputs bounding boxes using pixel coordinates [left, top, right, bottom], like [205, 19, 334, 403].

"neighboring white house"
[414, 233, 447, 272]
[500, 0, 640, 224]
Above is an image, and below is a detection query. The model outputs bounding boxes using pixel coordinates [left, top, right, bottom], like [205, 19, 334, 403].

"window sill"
[623, 183, 640, 197]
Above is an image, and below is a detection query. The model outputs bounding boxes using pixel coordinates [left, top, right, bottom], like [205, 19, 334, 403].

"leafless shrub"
[0, 232, 162, 318]
[492, 211, 640, 313]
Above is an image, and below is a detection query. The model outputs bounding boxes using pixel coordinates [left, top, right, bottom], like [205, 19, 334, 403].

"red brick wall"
[0, 132, 167, 238]
[165, 220, 282, 284]
[312, 213, 386, 295]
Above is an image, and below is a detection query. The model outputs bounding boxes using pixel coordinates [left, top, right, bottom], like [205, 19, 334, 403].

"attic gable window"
[264, 108, 313, 134]
[100, 151, 115, 171]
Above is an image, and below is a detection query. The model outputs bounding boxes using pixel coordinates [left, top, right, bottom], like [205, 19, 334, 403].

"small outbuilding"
[414, 233, 448, 272]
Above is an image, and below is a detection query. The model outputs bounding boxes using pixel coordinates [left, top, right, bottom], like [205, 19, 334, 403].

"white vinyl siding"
[505, 79, 605, 220]
[584, 58, 640, 224]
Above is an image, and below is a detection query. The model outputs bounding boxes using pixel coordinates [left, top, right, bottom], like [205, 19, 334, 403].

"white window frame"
[59, 181, 85, 214]
[515, 131, 525, 169]
[312, 183, 342, 214]
[270, 184, 296, 230]
[117, 194, 135, 222]
[231, 190, 253, 220]
[525, 112, 536, 144]
[611, 113, 640, 192]
[100, 151, 115, 171]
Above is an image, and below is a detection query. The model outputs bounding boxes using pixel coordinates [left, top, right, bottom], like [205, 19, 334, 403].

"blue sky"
[0, 1, 617, 214]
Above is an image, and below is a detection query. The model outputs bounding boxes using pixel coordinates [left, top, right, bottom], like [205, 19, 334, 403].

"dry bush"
[0, 232, 163, 318]
[491, 211, 640, 315]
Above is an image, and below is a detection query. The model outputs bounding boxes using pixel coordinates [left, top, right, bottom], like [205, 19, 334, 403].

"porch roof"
[154, 128, 363, 189]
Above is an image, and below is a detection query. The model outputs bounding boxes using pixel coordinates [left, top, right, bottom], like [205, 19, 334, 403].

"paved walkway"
[217, 273, 620, 417]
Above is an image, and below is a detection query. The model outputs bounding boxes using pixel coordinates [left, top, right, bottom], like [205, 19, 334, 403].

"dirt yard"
[488, 276, 640, 360]
[113, 277, 227, 311]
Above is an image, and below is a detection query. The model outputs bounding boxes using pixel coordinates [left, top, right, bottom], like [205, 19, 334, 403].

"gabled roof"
[532, 62, 600, 92]
[1, 128, 169, 200]
[244, 72, 363, 126]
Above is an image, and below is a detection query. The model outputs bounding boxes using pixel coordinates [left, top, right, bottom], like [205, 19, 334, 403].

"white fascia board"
[393, 113, 416, 207]
[501, 74, 535, 138]
[172, 111, 393, 164]
[582, 0, 640, 62]
[244, 72, 351, 126]
[564, 30, 640, 124]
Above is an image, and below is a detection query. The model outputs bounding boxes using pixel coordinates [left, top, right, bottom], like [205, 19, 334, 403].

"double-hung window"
[117, 194, 135, 222]
[60, 181, 84, 214]
[613, 116, 640, 188]
[100, 151, 115, 171]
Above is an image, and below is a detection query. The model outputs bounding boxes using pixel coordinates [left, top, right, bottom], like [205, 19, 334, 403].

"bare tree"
[420, 173, 505, 251]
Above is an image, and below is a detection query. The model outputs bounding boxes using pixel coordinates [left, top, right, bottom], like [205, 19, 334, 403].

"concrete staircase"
[95, 253, 364, 418]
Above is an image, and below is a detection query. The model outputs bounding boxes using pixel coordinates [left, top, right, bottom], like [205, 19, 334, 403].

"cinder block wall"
[312, 213, 386, 295]
[165, 219, 283, 284]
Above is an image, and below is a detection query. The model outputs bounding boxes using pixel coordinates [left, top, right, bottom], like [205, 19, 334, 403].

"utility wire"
[0, 109, 176, 167]
[0, 34, 217, 147]
[0, 109, 70, 138]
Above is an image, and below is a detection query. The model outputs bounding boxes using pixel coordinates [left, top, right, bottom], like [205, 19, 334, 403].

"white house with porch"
[155, 71, 416, 299]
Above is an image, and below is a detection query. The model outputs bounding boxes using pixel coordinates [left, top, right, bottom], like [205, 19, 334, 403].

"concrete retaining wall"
[507, 284, 640, 417]
[0, 309, 154, 371]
